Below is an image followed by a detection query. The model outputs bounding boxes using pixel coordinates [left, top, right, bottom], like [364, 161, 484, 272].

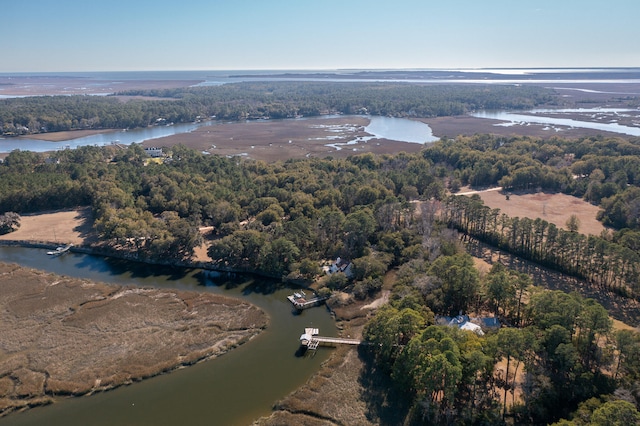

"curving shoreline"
[0, 250, 269, 417]
[0, 210, 359, 423]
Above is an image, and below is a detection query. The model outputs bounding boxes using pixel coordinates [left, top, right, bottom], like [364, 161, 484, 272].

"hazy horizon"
[2, 0, 638, 73]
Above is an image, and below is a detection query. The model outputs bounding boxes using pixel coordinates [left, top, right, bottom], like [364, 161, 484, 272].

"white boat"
[47, 244, 73, 256]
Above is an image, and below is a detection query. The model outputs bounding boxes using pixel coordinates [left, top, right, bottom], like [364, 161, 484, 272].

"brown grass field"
[458, 186, 606, 235]
[0, 208, 94, 246]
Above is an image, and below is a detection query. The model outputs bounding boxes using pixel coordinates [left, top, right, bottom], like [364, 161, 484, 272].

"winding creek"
[0, 115, 435, 424]
[0, 246, 337, 426]
[471, 108, 640, 136]
[0, 121, 212, 153]
[2, 108, 639, 155]
[0, 115, 436, 154]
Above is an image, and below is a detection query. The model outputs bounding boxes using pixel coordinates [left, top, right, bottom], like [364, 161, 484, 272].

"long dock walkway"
[299, 327, 362, 351]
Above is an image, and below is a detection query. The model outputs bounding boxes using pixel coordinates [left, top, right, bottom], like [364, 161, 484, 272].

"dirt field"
[147, 116, 426, 162]
[458, 187, 606, 236]
[22, 129, 116, 142]
[0, 208, 94, 246]
[0, 262, 267, 417]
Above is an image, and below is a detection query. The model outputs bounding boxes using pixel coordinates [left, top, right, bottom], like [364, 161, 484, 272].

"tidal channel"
[0, 115, 436, 153]
[0, 246, 337, 426]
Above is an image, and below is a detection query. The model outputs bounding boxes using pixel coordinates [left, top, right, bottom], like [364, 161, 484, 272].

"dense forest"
[1, 133, 639, 423]
[0, 82, 557, 135]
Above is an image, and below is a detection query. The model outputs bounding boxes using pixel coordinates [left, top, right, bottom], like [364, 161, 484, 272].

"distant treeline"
[1, 82, 557, 136]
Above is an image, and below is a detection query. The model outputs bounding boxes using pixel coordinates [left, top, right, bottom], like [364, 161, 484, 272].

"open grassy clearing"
[458, 186, 606, 236]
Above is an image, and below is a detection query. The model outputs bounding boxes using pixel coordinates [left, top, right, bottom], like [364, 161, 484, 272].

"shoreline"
[0, 238, 286, 288]
[0, 207, 299, 280]
[0, 240, 269, 418]
[15, 129, 118, 142]
[4, 110, 638, 162]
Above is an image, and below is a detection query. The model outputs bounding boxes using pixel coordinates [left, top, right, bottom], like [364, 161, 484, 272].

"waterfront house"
[323, 257, 353, 278]
[436, 314, 501, 336]
[144, 147, 164, 158]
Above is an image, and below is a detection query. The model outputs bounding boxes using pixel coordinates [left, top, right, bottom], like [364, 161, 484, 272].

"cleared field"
[459, 187, 606, 236]
[0, 208, 94, 246]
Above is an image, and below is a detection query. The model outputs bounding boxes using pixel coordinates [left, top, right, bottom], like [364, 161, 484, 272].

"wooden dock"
[299, 327, 362, 351]
[287, 291, 330, 311]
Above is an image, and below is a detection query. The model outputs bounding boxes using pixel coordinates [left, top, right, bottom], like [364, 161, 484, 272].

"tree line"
[441, 194, 640, 298]
[1, 82, 557, 136]
[0, 145, 441, 277]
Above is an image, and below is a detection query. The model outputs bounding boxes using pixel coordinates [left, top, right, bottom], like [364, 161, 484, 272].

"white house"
[323, 257, 353, 278]
[435, 314, 500, 336]
[144, 147, 164, 158]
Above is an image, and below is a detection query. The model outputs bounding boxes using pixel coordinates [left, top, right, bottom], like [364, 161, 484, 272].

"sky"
[1, 0, 639, 72]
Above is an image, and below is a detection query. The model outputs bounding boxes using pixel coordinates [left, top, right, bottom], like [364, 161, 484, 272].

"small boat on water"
[47, 244, 73, 256]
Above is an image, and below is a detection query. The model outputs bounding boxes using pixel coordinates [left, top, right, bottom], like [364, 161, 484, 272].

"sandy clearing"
[0, 208, 94, 246]
[612, 318, 639, 332]
[361, 290, 390, 310]
[20, 129, 116, 142]
[459, 186, 606, 236]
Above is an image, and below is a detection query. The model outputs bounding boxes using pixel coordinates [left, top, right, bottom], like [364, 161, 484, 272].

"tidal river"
[0, 115, 436, 153]
[0, 246, 337, 426]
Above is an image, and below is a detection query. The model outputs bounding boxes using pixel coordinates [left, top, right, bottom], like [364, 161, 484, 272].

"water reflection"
[1, 115, 437, 154]
[365, 116, 437, 143]
[472, 109, 640, 136]
[1, 121, 212, 153]
[0, 246, 336, 426]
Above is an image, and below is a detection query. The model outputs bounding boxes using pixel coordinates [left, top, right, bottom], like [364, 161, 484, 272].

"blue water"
[472, 109, 640, 137]
[3, 68, 640, 89]
[365, 116, 436, 143]
[0, 121, 212, 153]
[0, 115, 436, 153]
[0, 246, 337, 426]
